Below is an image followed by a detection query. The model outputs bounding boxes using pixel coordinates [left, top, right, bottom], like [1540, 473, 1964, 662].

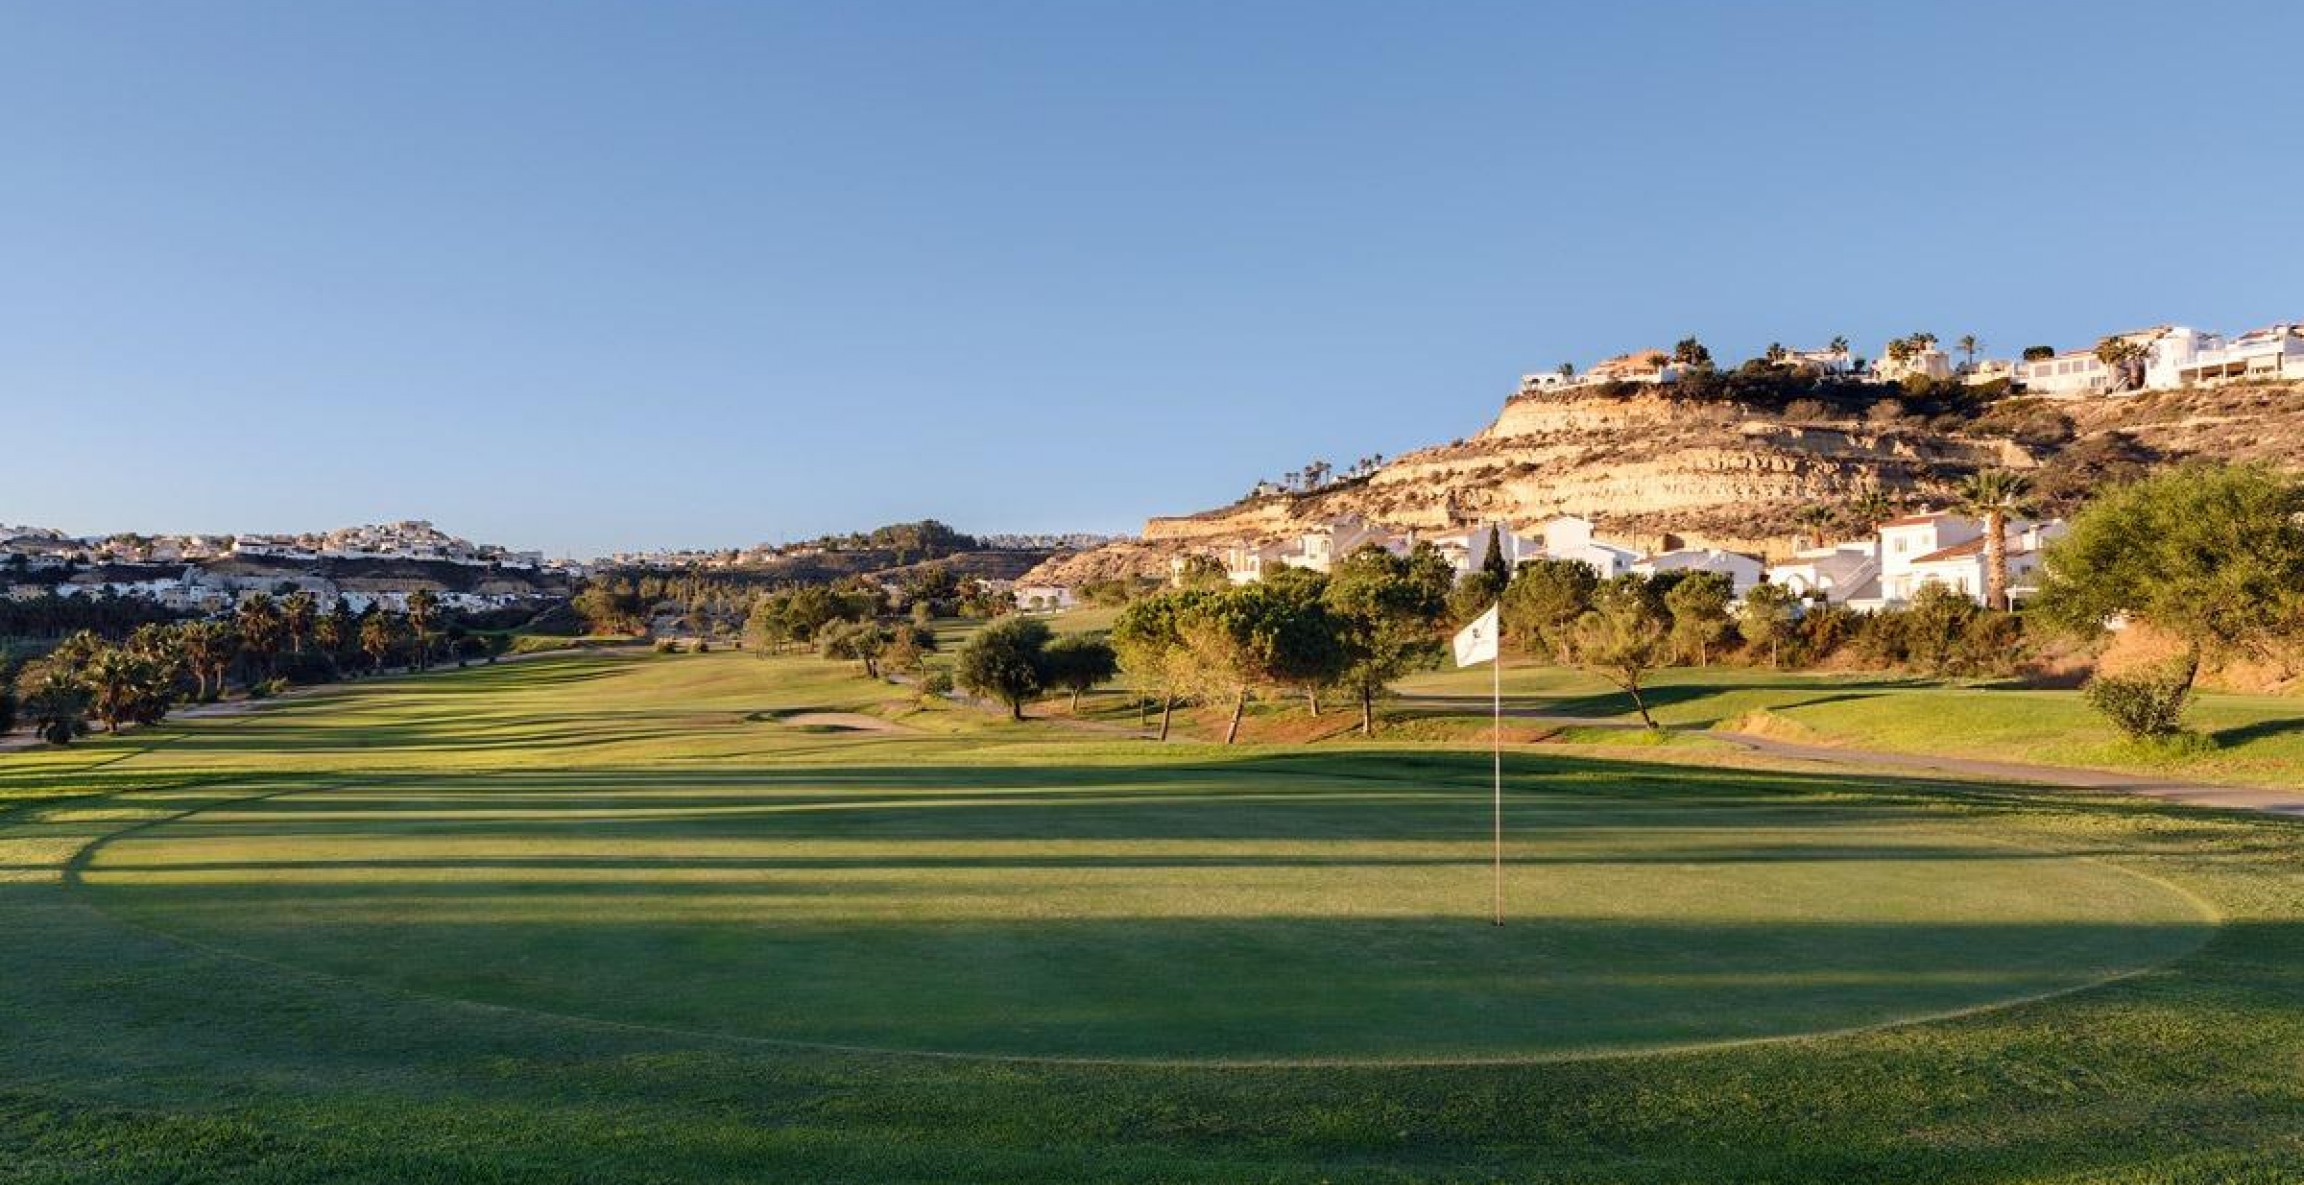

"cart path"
[1401, 694, 2304, 818]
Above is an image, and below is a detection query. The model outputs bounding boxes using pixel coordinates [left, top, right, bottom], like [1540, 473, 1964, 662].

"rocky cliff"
[1026, 378, 2304, 587]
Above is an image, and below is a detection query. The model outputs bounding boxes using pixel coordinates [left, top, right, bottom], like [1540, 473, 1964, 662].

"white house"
[1535, 515, 1641, 579]
[1873, 342, 1952, 383]
[1767, 541, 1880, 604]
[1876, 512, 2064, 606]
[1964, 359, 2020, 386]
[1583, 349, 1680, 386]
[2021, 348, 2116, 396]
[1280, 516, 1405, 575]
[1012, 584, 1076, 613]
[1877, 512, 1984, 602]
[2023, 326, 2197, 396]
[2167, 323, 2304, 386]
[1224, 540, 1288, 585]
[1779, 346, 1856, 377]
[1898, 521, 2065, 606]
[1634, 547, 1764, 594]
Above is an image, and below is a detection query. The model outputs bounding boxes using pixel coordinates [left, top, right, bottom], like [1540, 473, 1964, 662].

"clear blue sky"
[4, 1, 2296, 557]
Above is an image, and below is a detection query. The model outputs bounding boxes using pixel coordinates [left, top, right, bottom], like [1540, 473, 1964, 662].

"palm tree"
[1828, 335, 1849, 355]
[235, 594, 286, 679]
[360, 611, 406, 672]
[1843, 489, 1895, 535]
[406, 589, 439, 671]
[178, 620, 237, 701]
[1792, 504, 1836, 549]
[1958, 469, 2033, 611]
[1956, 334, 1981, 373]
[281, 591, 318, 655]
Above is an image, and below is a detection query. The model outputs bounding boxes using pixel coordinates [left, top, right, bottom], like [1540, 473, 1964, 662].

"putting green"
[74, 765, 2213, 1063]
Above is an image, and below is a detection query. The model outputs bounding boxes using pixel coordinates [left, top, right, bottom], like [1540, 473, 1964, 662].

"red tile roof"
[1911, 538, 1987, 563]
[1912, 538, 2036, 565]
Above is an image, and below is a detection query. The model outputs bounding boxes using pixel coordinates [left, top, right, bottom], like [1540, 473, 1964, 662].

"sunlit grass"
[1, 650, 2302, 1181]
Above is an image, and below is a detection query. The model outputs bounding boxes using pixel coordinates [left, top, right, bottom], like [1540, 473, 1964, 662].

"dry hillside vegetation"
[1026, 379, 2304, 584]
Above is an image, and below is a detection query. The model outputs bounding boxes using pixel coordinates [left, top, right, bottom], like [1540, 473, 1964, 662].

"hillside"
[1027, 378, 2304, 584]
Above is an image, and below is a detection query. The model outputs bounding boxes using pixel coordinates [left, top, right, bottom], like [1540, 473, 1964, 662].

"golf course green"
[5, 649, 2302, 1182]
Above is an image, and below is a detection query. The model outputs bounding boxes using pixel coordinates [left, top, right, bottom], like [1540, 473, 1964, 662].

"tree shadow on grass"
[2212, 715, 2304, 748]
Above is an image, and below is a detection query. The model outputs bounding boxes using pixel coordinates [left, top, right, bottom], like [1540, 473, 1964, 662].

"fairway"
[8, 651, 2304, 1183]
[67, 658, 2208, 1062]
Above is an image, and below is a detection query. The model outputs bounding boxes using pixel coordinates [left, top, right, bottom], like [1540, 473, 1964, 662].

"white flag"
[1453, 604, 1499, 668]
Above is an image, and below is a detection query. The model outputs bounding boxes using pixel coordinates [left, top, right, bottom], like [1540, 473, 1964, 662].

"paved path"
[1401, 694, 2304, 818]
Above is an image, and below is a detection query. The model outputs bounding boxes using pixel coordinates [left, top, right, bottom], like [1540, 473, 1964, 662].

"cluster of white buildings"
[1516, 320, 2303, 399]
[1, 521, 571, 615]
[2017, 323, 2304, 397]
[1772, 512, 2065, 610]
[1, 521, 550, 570]
[1018, 510, 2069, 615]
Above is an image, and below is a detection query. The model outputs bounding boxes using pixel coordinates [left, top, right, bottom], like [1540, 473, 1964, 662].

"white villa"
[1869, 511, 2065, 606]
[1223, 516, 1410, 584]
[2165, 323, 2304, 386]
[1012, 584, 1077, 612]
[1778, 346, 1857, 377]
[1533, 515, 1641, 579]
[1766, 541, 1879, 603]
[2020, 323, 2304, 397]
[1634, 547, 1764, 594]
[1872, 343, 1953, 384]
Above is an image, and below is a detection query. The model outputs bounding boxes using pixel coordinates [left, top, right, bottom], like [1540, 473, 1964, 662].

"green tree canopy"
[954, 615, 1054, 721]
[1663, 570, 1735, 667]
[1041, 633, 1120, 713]
[1502, 558, 1600, 664]
[2035, 462, 2304, 719]
[1571, 576, 1674, 728]
[1323, 544, 1451, 734]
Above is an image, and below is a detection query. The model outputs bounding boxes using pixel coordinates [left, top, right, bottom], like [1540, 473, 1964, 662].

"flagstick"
[1492, 629, 1504, 927]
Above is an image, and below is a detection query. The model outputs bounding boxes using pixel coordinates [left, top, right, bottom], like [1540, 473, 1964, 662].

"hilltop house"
[1778, 346, 1857, 378]
[1872, 341, 1953, 384]
[2168, 323, 2304, 386]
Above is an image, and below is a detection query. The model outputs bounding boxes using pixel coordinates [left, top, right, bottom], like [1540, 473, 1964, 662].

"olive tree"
[2035, 463, 2304, 737]
[954, 615, 1054, 720]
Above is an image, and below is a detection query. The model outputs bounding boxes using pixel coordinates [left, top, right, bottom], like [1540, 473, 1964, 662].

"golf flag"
[1453, 605, 1499, 667]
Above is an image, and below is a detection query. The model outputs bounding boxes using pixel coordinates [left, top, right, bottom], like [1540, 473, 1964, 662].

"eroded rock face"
[1142, 392, 2004, 556]
[1029, 381, 2304, 586]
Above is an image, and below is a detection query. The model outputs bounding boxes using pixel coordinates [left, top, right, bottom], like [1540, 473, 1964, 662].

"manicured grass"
[3, 652, 2303, 1181]
[1400, 662, 2304, 787]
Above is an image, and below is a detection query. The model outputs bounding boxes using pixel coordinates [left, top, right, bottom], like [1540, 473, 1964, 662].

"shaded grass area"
[2, 651, 2303, 1181]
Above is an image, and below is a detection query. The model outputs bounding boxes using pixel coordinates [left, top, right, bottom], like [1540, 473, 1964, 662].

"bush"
[246, 677, 291, 700]
[919, 670, 955, 697]
[2082, 666, 2194, 740]
[1785, 602, 1857, 667]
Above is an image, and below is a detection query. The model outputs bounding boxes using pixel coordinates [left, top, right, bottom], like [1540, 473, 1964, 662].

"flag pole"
[1491, 605, 1503, 927]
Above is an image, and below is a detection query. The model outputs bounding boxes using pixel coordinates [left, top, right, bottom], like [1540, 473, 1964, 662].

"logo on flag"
[1453, 605, 1499, 668]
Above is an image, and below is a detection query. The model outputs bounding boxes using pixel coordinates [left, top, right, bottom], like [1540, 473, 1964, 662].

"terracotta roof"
[1912, 538, 2037, 565]
[1911, 538, 1987, 563]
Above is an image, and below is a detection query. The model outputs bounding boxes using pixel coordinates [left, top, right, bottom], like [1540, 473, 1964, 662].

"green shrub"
[2083, 666, 2194, 739]
[919, 670, 955, 697]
